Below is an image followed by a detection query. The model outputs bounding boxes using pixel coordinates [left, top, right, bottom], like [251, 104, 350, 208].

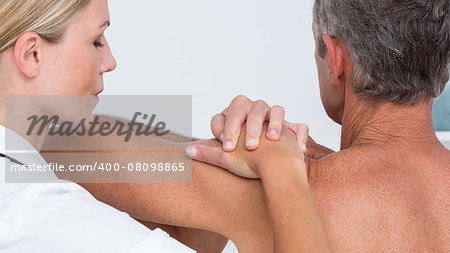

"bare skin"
[36, 4, 449, 251]
[311, 145, 450, 252]
[189, 99, 450, 252]
[304, 26, 449, 252]
[42, 97, 450, 252]
[41, 116, 273, 253]
[187, 21, 450, 251]
[306, 101, 450, 252]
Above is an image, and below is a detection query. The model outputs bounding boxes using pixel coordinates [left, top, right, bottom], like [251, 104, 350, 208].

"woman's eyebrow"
[99, 21, 111, 29]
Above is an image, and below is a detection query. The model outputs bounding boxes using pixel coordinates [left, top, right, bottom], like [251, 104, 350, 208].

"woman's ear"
[322, 34, 345, 87]
[13, 32, 43, 78]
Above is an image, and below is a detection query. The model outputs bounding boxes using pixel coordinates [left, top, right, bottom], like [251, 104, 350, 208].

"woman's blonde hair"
[0, 0, 91, 56]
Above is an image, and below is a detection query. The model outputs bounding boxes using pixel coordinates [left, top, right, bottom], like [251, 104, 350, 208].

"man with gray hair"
[301, 1, 449, 251]
[190, 0, 450, 251]
[314, 0, 449, 103]
[42, 0, 449, 252]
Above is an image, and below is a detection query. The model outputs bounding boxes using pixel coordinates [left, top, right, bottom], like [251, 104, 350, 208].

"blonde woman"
[0, 0, 197, 252]
[0, 0, 337, 252]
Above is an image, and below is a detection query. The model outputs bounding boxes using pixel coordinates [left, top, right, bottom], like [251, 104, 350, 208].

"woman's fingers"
[266, 105, 285, 141]
[285, 123, 309, 152]
[186, 145, 228, 169]
[211, 96, 289, 152]
[210, 113, 226, 142]
[186, 144, 260, 179]
[245, 100, 270, 150]
[222, 95, 252, 151]
[296, 124, 309, 153]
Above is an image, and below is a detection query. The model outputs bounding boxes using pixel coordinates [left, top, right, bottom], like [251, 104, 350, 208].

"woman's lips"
[94, 89, 103, 95]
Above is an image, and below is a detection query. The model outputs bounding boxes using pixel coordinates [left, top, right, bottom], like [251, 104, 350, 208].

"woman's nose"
[100, 39, 117, 74]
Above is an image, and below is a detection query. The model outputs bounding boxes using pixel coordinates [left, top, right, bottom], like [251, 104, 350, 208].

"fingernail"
[300, 144, 307, 152]
[268, 129, 278, 139]
[186, 146, 197, 157]
[219, 133, 225, 142]
[224, 140, 233, 151]
[246, 138, 257, 148]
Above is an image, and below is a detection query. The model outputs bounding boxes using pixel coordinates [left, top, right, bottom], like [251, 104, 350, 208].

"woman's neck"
[0, 103, 49, 152]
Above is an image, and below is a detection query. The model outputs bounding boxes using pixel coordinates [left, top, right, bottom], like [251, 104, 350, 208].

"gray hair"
[313, 0, 450, 103]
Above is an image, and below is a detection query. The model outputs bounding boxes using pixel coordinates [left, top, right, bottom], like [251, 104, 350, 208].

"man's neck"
[340, 98, 439, 151]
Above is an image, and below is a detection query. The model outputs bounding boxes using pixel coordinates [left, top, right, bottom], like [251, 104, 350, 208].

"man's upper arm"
[41, 116, 272, 250]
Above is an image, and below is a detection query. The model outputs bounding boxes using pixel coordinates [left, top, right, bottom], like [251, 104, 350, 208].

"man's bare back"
[309, 142, 450, 252]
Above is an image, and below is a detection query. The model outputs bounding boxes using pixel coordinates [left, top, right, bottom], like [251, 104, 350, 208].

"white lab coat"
[0, 125, 194, 253]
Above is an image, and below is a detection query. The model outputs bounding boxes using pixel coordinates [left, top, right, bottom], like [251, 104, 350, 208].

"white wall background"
[104, 0, 341, 150]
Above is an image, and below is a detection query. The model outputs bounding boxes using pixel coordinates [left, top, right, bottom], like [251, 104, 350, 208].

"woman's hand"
[187, 124, 331, 252]
[211, 95, 308, 153]
[186, 124, 307, 179]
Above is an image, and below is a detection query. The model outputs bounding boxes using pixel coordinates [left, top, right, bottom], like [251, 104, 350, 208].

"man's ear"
[13, 32, 43, 78]
[322, 34, 345, 87]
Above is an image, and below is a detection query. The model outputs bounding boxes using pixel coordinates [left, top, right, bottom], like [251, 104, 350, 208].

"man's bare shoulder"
[308, 145, 450, 193]
[307, 146, 450, 252]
